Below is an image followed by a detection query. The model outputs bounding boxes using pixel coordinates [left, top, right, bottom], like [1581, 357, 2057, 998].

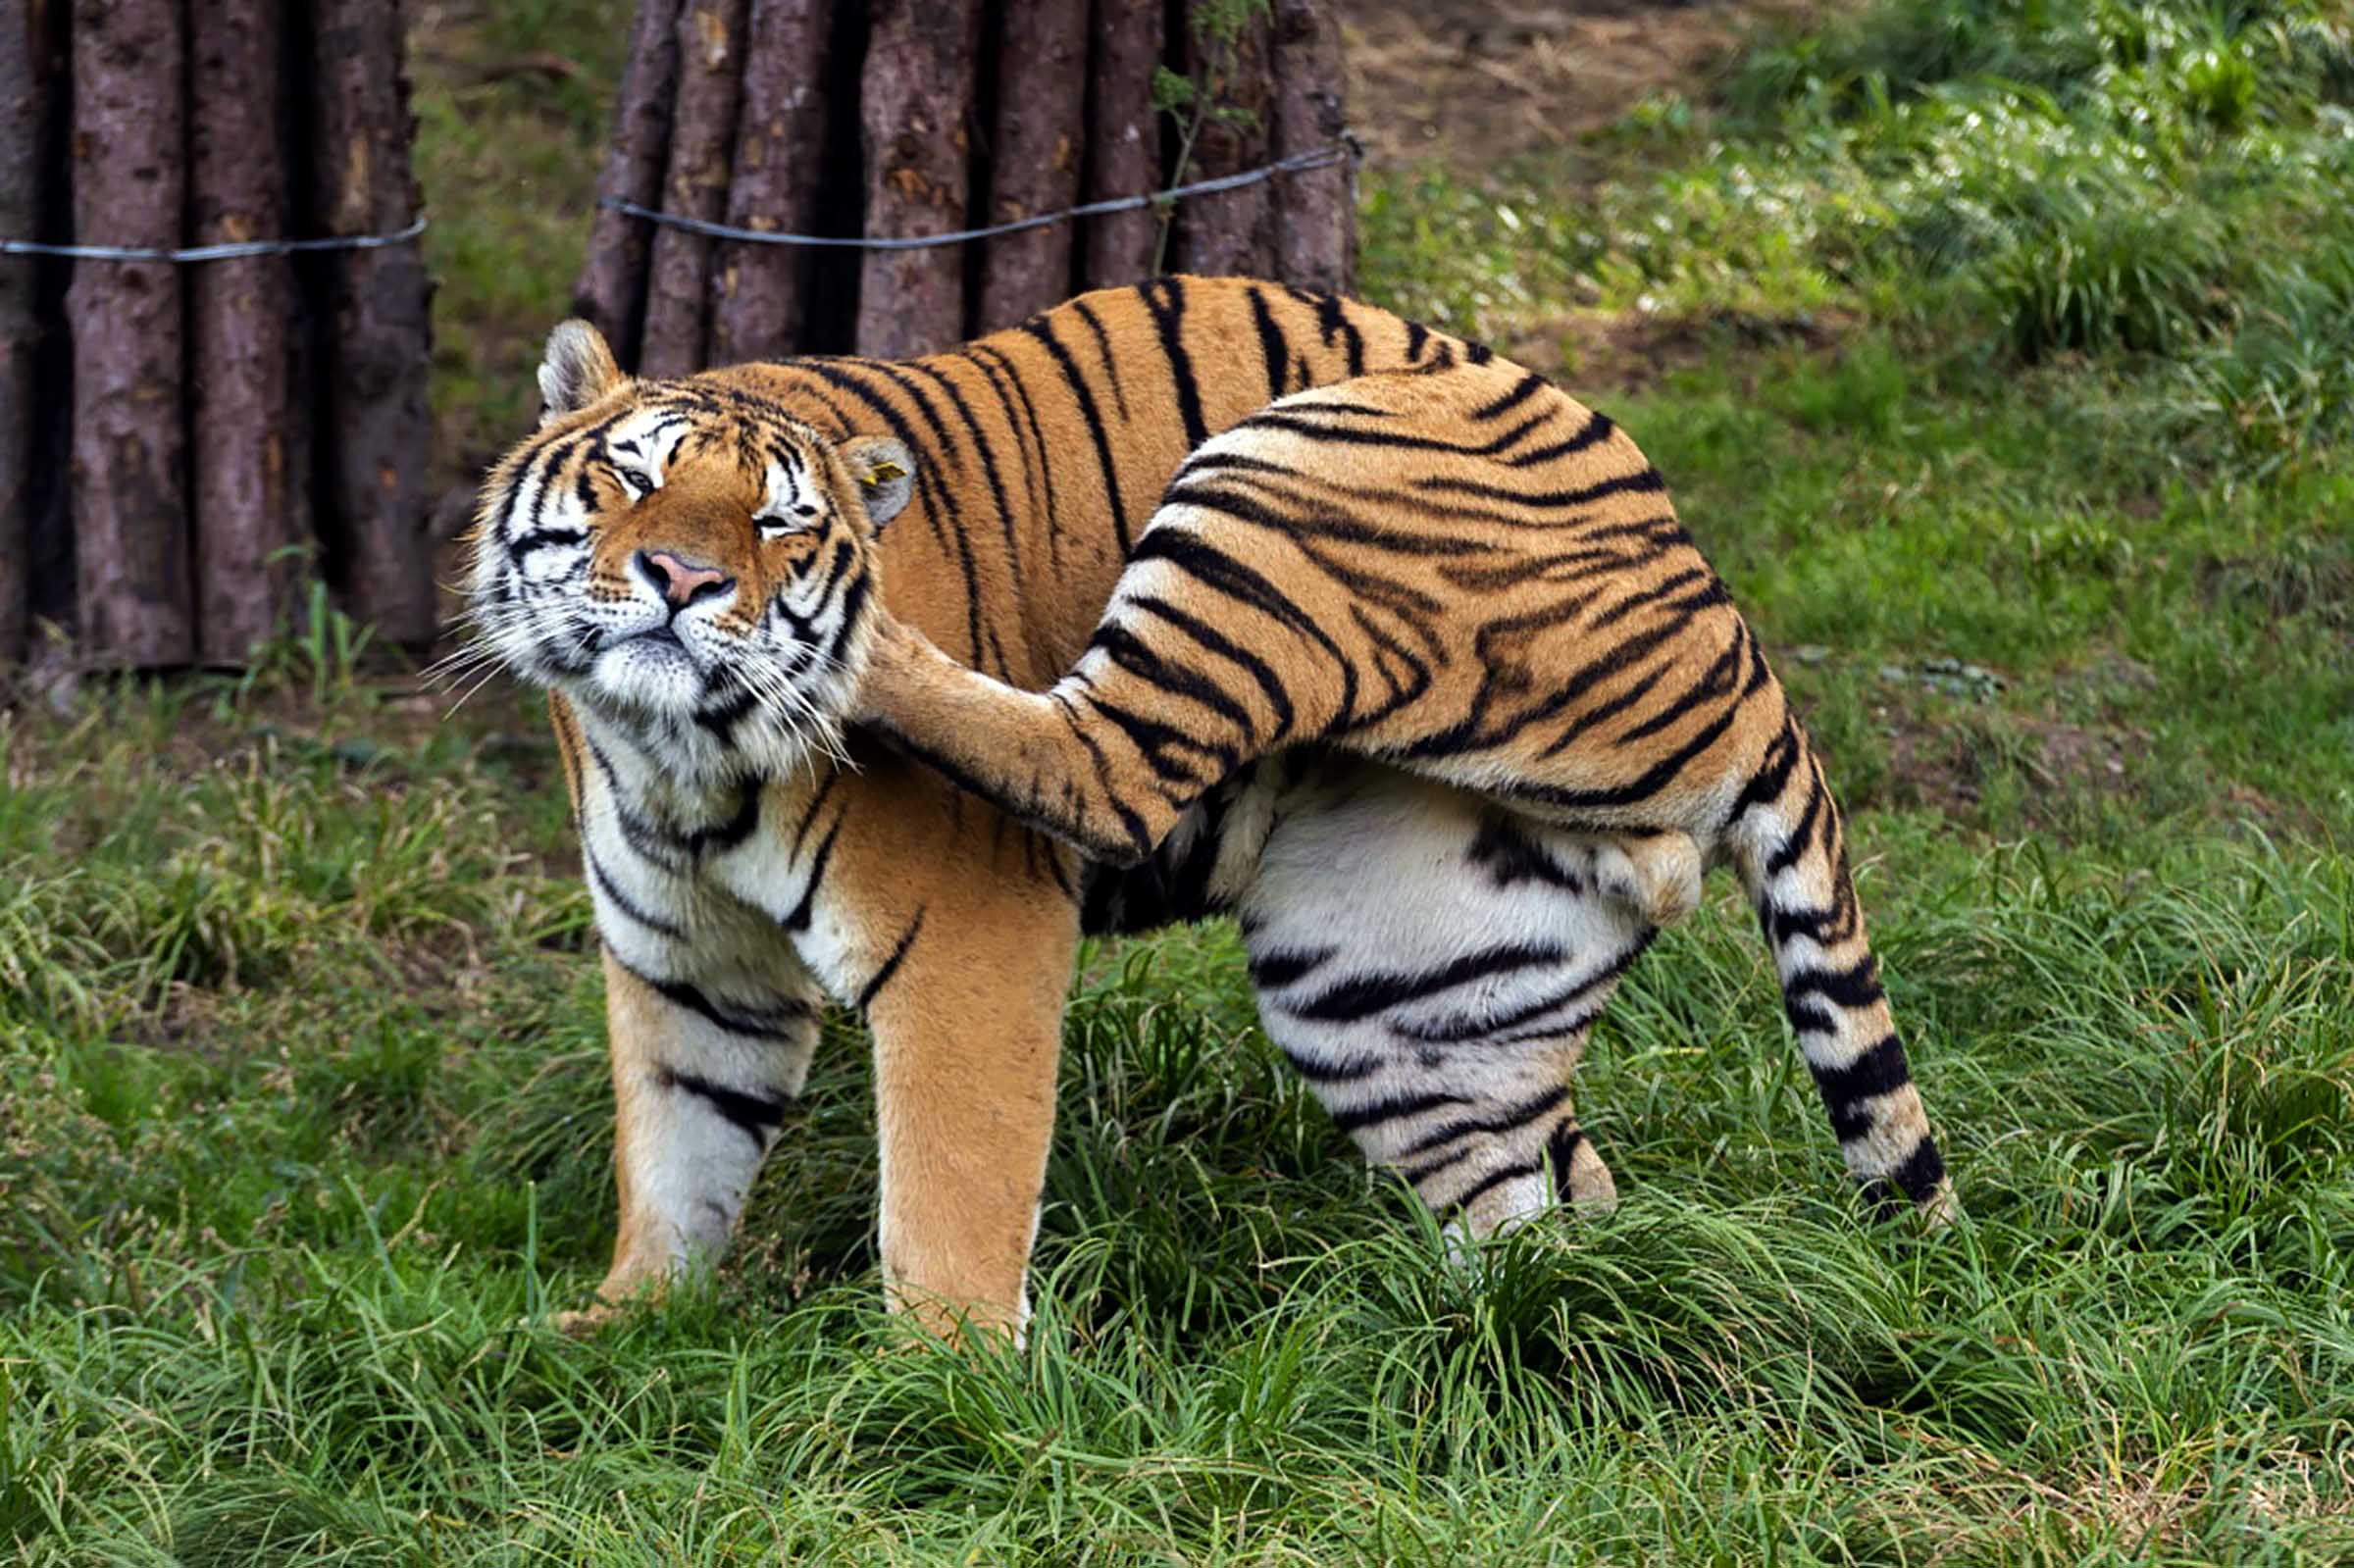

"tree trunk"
[68, 0, 189, 669]
[1078, 0, 1161, 291]
[706, 0, 830, 365]
[974, 0, 1088, 332]
[638, 0, 748, 378]
[1271, 0, 1352, 294]
[0, 0, 59, 670]
[1173, 4, 1274, 278]
[311, 0, 435, 645]
[573, 0, 684, 368]
[855, 0, 983, 359]
[192, 0, 297, 666]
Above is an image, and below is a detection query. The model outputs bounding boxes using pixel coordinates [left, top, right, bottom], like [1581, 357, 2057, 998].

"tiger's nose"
[637, 549, 734, 608]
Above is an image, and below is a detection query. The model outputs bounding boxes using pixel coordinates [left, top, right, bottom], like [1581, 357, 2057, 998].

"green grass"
[3, 0, 2351, 1560]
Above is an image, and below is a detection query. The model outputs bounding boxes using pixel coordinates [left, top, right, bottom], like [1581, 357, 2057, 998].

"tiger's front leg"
[562, 950, 821, 1332]
[856, 870, 1080, 1343]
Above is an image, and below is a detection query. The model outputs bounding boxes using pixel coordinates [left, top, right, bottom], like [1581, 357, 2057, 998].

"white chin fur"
[592, 635, 707, 714]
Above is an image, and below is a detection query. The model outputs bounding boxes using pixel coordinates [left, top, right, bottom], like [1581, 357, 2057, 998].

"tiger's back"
[705, 278, 1486, 687]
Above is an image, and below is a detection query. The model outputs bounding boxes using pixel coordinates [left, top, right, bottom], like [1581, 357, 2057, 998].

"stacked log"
[0, 0, 435, 674]
[0, 0, 62, 671]
[311, 0, 436, 646]
[580, 0, 1355, 373]
[191, 0, 298, 665]
[1168, 3, 1274, 278]
[975, 0, 1089, 330]
[707, 0, 834, 364]
[67, 0, 191, 669]
[638, 0, 751, 377]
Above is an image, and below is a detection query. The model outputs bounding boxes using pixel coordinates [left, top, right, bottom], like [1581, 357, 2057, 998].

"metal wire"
[0, 215, 429, 264]
[596, 139, 1356, 251]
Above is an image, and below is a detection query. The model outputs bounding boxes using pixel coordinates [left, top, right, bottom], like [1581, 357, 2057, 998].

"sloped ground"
[1345, 0, 1828, 168]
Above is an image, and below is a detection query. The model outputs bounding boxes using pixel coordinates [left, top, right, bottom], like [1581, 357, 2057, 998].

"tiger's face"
[464, 322, 912, 784]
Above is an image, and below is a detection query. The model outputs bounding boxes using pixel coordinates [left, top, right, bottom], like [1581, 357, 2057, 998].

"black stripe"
[1726, 721, 1803, 831]
[1860, 1137, 1947, 1214]
[1235, 409, 1557, 460]
[1547, 1122, 1588, 1204]
[1445, 1159, 1541, 1212]
[683, 784, 763, 856]
[1411, 468, 1666, 509]
[1141, 278, 1209, 449]
[585, 844, 687, 939]
[1018, 315, 1132, 552]
[1248, 284, 1292, 402]
[656, 1066, 792, 1147]
[1784, 954, 1885, 1011]
[613, 956, 813, 1043]
[1286, 940, 1565, 1025]
[1287, 286, 1365, 377]
[1080, 690, 1227, 784]
[1085, 620, 1259, 739]
[1766, 895, 1861, 951]
[968, 342, 1057, 551]
[507, 526, 586, 560]
[1327, 1089, 1468, 1136]
[1248, 945, 1333, 988]
[1766, 769, 1826, 878]
[1506, 409, 1616, 466]
[1397, 1084, 1570, 1161]
[1126, 593, 1298, 740]
[1812, 1034, 1914, 1140]
[1071, 298, 1131, 423]
[1468, 371, 1547, 422]
[1395, 935, 1652, 1045]
[1503, 668, 1757, 812]
[1279, 1043, 1384, 1085]
[777, 817, 843, 934]
[903, 358, 1026, 602]
[856, 910, 926, 1010]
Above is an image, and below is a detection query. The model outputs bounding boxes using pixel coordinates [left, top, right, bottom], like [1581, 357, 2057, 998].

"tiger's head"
[463, 322, 911, 784]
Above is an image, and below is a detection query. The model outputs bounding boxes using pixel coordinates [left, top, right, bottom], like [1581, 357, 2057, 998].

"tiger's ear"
[537, 320, 625, 426]
[840, 434, 915, 531]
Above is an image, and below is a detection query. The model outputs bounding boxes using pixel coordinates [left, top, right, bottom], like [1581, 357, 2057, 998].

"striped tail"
[1728, 716, 1957, 1222]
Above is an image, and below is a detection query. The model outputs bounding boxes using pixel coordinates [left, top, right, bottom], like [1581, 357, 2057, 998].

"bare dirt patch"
[1344, 0, 1831, 171]
[1502, 304, 1861, 395]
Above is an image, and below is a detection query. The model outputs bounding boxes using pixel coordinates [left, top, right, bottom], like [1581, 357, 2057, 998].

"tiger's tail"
[1725, 715, 1957, 1221]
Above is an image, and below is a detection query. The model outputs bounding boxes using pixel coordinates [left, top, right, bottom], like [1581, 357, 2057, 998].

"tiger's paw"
[552, 1302, 627, 1338]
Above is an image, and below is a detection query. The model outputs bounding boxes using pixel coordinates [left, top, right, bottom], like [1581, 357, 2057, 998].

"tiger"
[464, 277, 1951, 1340]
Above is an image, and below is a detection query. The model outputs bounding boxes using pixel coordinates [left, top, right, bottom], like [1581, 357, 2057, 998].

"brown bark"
[1270, 0, 1352, 293]
[1172, 4, 1274, 278]
[973, 0, 1088, 333]
[1078, 0, 1162, 291]
[705, 0, 830, 365]
[67, 0, 190, 669]
[573, 0, 685, 368]
[638, 0, 748, 378]
[312, 0, 435, 644]
[0, 0, 60, 669]
[191, 0, 298, 665]
[855, 0, 983, 359]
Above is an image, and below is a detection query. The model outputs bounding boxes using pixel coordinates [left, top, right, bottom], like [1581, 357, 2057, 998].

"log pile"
[0, 0, 435, 676]
[574, 0, 1356, 373]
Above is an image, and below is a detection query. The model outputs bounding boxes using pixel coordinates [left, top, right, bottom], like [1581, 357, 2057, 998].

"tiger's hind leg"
[1239, 765, 1675, 1243]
